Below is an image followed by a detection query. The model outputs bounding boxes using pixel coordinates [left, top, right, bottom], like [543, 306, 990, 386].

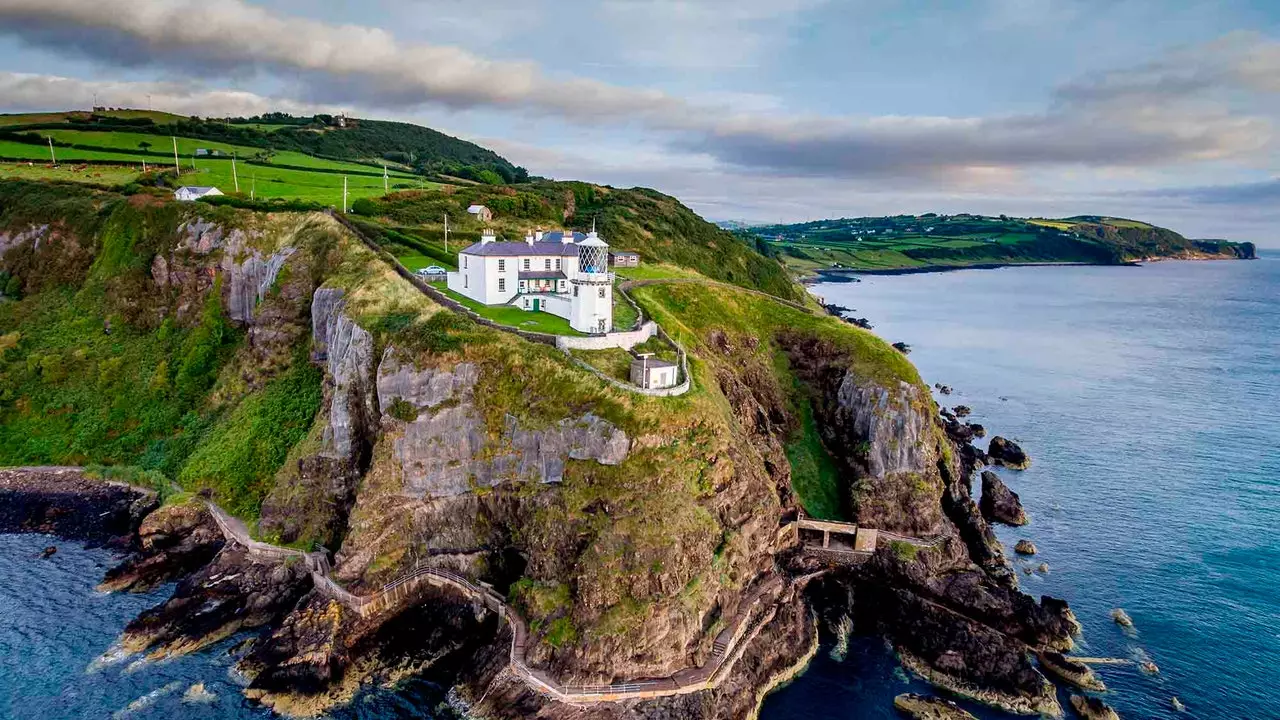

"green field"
[440, 287, 584, 336]
[0, 161, 138, 186]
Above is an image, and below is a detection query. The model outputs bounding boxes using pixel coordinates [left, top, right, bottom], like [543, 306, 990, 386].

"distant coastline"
[807, 253, 1255, 282]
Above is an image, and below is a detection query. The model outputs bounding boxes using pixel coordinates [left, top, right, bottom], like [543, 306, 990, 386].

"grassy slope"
[354, 182, 801, 302]
[629, 281, 922, 520]
[0, 181, 327, 517]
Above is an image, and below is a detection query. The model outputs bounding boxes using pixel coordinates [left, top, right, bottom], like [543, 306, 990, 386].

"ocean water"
[763, 256, 1280, 719]
[3, 257, 1277, 720]
[0, 533, 453, 720]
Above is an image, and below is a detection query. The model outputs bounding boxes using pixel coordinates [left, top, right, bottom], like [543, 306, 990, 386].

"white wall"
[556, 321, 656, 351]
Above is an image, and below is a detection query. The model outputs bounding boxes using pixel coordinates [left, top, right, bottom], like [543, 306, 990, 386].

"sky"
[0, 0, 1277, 244]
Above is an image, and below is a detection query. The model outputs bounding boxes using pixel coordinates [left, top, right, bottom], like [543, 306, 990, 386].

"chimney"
[481, 228, 496, 245]
[535, 229, 544, 242]
[524, 230, 534, 246]
[561, 230, 575, 244]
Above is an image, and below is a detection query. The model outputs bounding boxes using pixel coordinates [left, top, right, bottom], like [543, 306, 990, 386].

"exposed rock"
[894, 693, 979, 719]
[1140, 660, 1159, 675]
[893, 341, 912, 354]
[182, 683, 218, 704]
[40, 545, 57, 558]
[952, 405, 972, 418]
[968, 423, 986, 439]
[1069, 694, 1119, 720]
[0, 467, 156, 548]
[935, 383, 953, 395]
[1171, 696, 1186, 712]
[980, 471, 1028, 526]
[1037, 563, 1049, 574]
[1038, 651, 1106, 691]
[1015, 540, 1037, 555]
[381, 350, 629, 497]
[99, 499, 225, 593]
[988, 436, 1030, 470]
[311, 288, 378, 466]
[164, 218, 297, 325]
[1110, 608, 1133, 628]
[119, 544, 312, 660]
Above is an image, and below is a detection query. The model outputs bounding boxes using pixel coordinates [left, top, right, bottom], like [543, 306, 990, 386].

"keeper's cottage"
[447, 229, 614, 334]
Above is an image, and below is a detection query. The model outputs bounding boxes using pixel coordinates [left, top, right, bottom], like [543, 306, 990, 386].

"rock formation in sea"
[987, 436, 1030, 469]
[980, 471, 1028, 526]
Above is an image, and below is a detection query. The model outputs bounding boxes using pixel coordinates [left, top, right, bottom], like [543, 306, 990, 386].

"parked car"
[415, 265, 447, 278]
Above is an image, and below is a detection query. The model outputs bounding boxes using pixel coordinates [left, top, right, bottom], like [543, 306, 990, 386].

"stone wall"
[554, 321, 658, 351]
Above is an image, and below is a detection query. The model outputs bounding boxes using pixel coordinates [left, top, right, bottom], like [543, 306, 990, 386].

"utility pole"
[172, 136, 180, 176]
[47, 137, 56, 165]
[251, 175, 255, 201]
[232, 151, 239, 192]
[383, 164, 388, 193]
[443, 213, 449, 252]
[342, 176, 348, 213]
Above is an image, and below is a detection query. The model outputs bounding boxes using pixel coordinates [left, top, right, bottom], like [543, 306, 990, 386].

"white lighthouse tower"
[569, 230, 613, 334]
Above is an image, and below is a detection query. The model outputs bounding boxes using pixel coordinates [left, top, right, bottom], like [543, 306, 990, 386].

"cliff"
[1, 178, 1078, 719]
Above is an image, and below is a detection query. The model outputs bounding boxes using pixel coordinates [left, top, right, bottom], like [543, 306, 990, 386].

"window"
[499, 278, 506, 292]
[523, 298, 529, 308]
[573, 286, 579, 297]
[545, 258, 551, 270]
[598, 287, 606, 298]
[464, 275, 468, 288]
[463, 256, 468, 269]
[522, 258, 530, 270]
[555, 258, 561, 270]
[498, 259, 506, 271]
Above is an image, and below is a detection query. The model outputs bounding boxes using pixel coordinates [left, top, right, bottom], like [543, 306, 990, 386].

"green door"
[532, 299, 540, 311]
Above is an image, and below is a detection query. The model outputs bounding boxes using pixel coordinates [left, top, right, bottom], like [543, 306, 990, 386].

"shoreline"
[804, 252, 1255, 282]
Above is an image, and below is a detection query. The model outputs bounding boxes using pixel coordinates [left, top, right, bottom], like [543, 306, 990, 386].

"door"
[532, 299, 540, 312]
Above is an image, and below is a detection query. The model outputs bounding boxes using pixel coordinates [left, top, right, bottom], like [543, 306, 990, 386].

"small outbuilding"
[610, 250, 640, 267]
[630, 354, 678, 390]
[174, 186, 224, 202]
[466, 204, 493, 222]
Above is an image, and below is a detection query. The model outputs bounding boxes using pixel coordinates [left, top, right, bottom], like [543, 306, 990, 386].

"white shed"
[466, 204, 493, 221]
[630, 355, 679, 389]
[174, 186, 224, 202]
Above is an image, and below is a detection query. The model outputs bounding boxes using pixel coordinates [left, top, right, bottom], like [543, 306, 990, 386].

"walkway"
[199, 496, 788, 704]
[779, 512, 949, 564]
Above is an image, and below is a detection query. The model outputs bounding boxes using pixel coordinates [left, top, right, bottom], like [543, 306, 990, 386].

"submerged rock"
[1038, 651, 1106, 691]
[1171, 696, 1186, 712]
[1015, 540, 1037, 555]
[987, 436, 1030, 469]
[40, 545, 57, 558]
[980, 471, 1028, 526]
[182, 683, 217, 704]
[1070, 694, 1120, 720]
[893, 692, 978, 719]
[1111, 608, 1134, 628]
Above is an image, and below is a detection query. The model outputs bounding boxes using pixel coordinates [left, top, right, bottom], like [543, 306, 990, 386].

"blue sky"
[0, 0, 1277, 243]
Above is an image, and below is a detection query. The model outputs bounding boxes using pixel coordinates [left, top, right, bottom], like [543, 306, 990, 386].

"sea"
[2, 255, 1276, 720]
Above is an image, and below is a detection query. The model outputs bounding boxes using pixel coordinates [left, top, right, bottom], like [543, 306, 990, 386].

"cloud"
[1133, 178, 1280, 205]
[0, 70, 336, 117]
[0, 0, 1273, 185]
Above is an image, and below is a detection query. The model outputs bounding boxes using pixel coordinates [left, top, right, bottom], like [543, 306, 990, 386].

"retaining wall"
[555, 321, 657, 351]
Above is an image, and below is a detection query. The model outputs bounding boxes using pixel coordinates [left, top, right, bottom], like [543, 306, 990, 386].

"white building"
[630, 355, 679, 389]
[466, 204, 493, 222]
[446, 229, 614, 334]
[174, 186, 224, 202]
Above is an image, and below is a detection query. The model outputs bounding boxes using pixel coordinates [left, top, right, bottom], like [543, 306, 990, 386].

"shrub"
[386, 397, 419, 422]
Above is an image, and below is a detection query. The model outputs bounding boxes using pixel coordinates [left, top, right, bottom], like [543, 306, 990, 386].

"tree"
[138, 140, 152, 151]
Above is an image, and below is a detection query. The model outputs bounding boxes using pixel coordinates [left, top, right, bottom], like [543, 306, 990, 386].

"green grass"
[570, 347, 634, 381]
[0, 161, 138, 186]
[612, 262, 707, 281]
[783, 377, 843, 519]
[396, 254, 454, 272]
[613, 287, 639, 330]
[440, 287, 585, 336]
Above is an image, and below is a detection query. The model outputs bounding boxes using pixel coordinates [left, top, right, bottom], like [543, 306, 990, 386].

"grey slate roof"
[610, 250, 639, 257]
[519, 271, 566, 280]
[460, 240, 580, 257]
[632, 357, 677, 369]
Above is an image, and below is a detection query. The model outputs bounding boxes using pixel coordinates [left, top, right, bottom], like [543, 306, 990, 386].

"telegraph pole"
[232, 151, 239, 192]
[443, 213, 449, 252]
[172, 136, 180, 176]
[383, 164, 388, 193]
[342, 176, 348, 213]
[47, 137, 56, 165]
[251, 175, 255, 201]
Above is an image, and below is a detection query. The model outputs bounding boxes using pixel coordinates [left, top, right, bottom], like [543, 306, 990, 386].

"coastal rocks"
[894, 693, 979, 719]
[953, 405, 972, 418]
[1111, 609, 1133, 628]
[119, 544, 311, 660]
[1069, 695, 1120, 720]
[987, 437, 1030, 470]
[980, 471, 1028, 526]
[935, 384, 953, 395]
[1015, 540, 1038, 555]
[40, 545, 57, 558]
[182, 683, 217, 705]
[311, 288, 378, 466]
[99, 499, 225, 593]
[1037, 650, 1106, 691]
[0, 467, 156, 547]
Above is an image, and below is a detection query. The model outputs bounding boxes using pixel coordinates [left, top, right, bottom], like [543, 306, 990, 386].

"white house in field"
[446, 228, 614, 334]
[174, 186, 223, 202]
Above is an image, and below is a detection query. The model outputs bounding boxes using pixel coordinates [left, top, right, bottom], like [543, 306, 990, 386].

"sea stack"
[980, 471, 1028, 525]
[1070, 694, 1120, 720]
[893, 693, 979, 719]
[988, 436, 1030, 469]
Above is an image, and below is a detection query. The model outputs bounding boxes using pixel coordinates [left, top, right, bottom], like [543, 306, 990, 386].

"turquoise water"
[3, 257, 1277, 719]
[763, 256, 1280, 719]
